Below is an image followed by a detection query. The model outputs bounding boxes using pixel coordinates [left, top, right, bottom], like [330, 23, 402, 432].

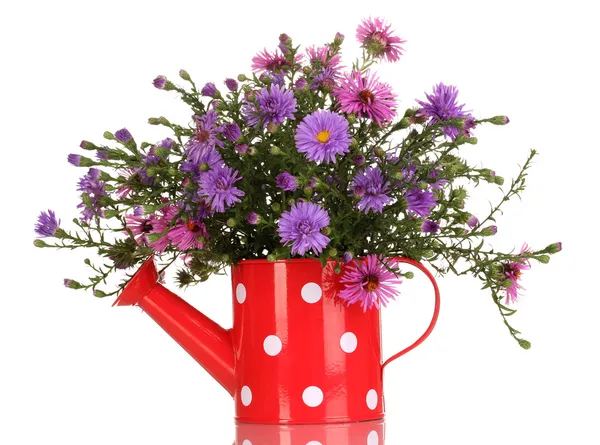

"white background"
[1, 1, 598, 444]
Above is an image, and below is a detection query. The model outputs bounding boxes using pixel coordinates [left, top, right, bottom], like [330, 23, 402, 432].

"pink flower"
[333, 70, 397, 126]
[148, 205, 179, 252]
[339, 255, 402, 310]
[502, 244, 531, 304]
[125, 213, 157, 245]
[305, 45, 343, 74]
[252, 48, 302, 73]
[167, 218, 209, 251]
[356, 17, 406, 63]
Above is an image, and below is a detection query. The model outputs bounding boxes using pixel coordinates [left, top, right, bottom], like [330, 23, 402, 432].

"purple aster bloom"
[277, 202, 330, 256]
[247, 212, 259, 225]
[222, 122, 241, 141]
[295, 78, 307, 90]
[158, 138, 174, 149]
[133, 205, 144, 217]
[77, 168, 106, 222]
[333, 70, 397, 126]
[167, 217, 209, 250]
[186, 110, 223, 164]
[115, 128, 133, 144]
[96, 149, 109, 160]
[351, 167, 392, 213]
[180, 147, 223, 179]
[224, 78, 238, 91]
[421, 219, 440, 233]
[343, 252, 353, 263]
[260, 71, 286, 86]
[276, 171, 298, 191]
[311, 67, 338, 90]
[201, 82, 218, 97]
[68, 154, 81, 166]
[416, 83, 471, 140]
[153, 76, 167, 89]
[35, 210, 60, 237]
[242, 84, 297, 128]
[199, 164, 245, 212]
[235, 143, 248, 154]
[339, 255, 402, 310]
[405, 188, 437, 218]
[295, 110, 351, 163]
[356, 17, 406, 63]
[467, 215, 479, 228]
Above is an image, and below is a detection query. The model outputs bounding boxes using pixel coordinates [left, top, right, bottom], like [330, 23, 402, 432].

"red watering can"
[113, 256, 440, 425]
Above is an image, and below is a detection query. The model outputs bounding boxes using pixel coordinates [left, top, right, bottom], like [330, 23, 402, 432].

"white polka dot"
[366, 389, 378, 410]
[301, 282, 322, 304]
[241, 386, 252, 406]
[263, 335, 282, 356]
[340, 332, 358, 353]
[306, 442, 323, 445]
[236, 283, 246, 304]
[242, 440, 252, 445]
[367, 430, 379, 445]
[302, 386, 324, 407]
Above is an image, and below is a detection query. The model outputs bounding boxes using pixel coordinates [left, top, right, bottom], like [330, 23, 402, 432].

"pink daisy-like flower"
[339, 255, 402, 310]
[305, 45, 343, 74]
[148, 205, 179, 252]
[125, 213, 157, 245]
[356, 17, 406, 63]
[252, 48, 302, 73]
[333, 70, 397, 126]
[502, 243, 532, 304]
[167, 218, 209, 251]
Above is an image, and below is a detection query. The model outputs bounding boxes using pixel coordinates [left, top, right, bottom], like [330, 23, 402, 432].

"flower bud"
[154, 147, 170, 159]
[494, 176, 505, 185]
[466, 137, 478, 145]
[226, 218, 237, 228]
[535, 255, 550, 264]
[93, 289, 107, 298]
[271, 203, 281, 212]
[199, 162, 210, 172]
[287, 198, 295, 206]
[373, 147, 385, 158]
[328, 248, 338, 257]
[518, 339, 531, 349]
[351, 138, 359, 148]
[418, 181, 429, 190]
[267, 122, 278, 133]
[33, 239, 48, 247]
[322, 227, 331, 236]
[148, 117, 160, 125]
[237, 74, 249, 82]
[392, 171, 403, 180]
[158, 116, 171, 126]
[267, 254, 277, 262]
[334, 32, 345, 45]
[64, 279, 83, 289]
[303, 187, 313, 197]
[545, 242, 562, 253]
[346, 114, 357, 124]
[270, 145, 282, 155]
[247, 146, 256, 156]
[153, 75, 167, 89]
[352, 153, 365, 166]
[403, 271, 414, 279]
[103, 131, 115, 140]
[178, 69, 191, 81]
[490, 115, 510, 125]
[145, 167, 158, 177]
[397, 117, 411, 129]
[80, 140, 98, 150]
[480, 225, 498, 236]
[343, 252, 353, 263]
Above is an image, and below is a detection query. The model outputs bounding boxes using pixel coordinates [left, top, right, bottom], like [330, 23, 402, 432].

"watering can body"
[114, 257, 440, 425]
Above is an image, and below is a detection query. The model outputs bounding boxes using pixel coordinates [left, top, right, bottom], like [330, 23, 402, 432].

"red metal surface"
[115, 256, 440, 424]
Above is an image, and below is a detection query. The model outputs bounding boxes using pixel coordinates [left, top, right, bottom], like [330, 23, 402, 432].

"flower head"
[242, 84, 297, 128]
[199, 164, 245, 212]
[186, 110, 223, 164]
[421, 219, 440, 233]
[351, 167, 392, 213]
[405, 188, 437, 218]
[148, 205, 179, 252]
[278, 202, 330, 255]
[77, 168, 106, 222]
[224, 78, 238, 91]
[68, 154, 81, 166]
[35, 210, 60, 237]
[252, 48, 295, 73]
[168, 217, 209, 250]
[276, 171, 298, 191]
[222, 122, 241, 142]
[295, 110, 351, 163]
[416, 83, 471, 140]
[502, 244, 531, 304]
[356, 17, 406, 63]
[125, 213, 157, 245]
[305, 45, 343, 74]
[339, 255, 402, 310]
[201, 82, 218, 97]
[115, 128, 133, 144]
[334, 70, 397, 126]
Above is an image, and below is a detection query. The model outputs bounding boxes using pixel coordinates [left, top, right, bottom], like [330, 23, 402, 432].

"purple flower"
[199, 164, 245, 212]
[153, 76, 167, 89]
[168, 218, 209, 250]
[421, 220, 440, 233]
[222, 122, 241, 141]
[96, 149, 109, 160]
[186, 110, 223, 164]
[311, 67, 338, 90]
[35, 210, 60, 237]
[224, 78, 238, 91]
[235, 143, 248, 154]
[247, 212, 259, 225]
[353, 154, 366, 166]
[115, 128, 133, 144]
[405, 188, 437, 218]
[339, 255, 402, 310]
[276, 172, 298, 191]
[295, 78, 307, 89]
[343, 252, 353, 263]
[351, 167, 392, 213]
[201, 82, 218, 97]
[68, 154, 81, 166]
[467, 215, 479, 228]
[158, 138, 174, 149]
[333, 70, 397, 126]
[502, 244, 531, 304]
[295, 110, 351, 163]
[416, 83, 471, 140]
[277, 202, 330, 255]
[242, 84, 297, 128]
[77, 168, 106, 222]
[180, 147, 222, 179]
[133, 205, 144, 217]
[356, 17, 406, 63]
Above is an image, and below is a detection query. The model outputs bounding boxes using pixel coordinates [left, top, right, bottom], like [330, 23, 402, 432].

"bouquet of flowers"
[34, 17, 561, 348]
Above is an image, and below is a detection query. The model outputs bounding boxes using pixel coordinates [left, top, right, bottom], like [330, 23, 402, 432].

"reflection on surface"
[235, 419, 385, 445]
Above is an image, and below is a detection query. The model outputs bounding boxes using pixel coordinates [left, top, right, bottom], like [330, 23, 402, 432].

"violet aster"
[502, 244, 531, 304]
[276, 171, 298, 191]
[222, 122, 241, 142]
[416, 83, 471, 140]
[351, 167, 392, 213]
[295, 110, 351, 163]
[180, 147, 223, 180]
[421, 219, 440, 233]
[77, 168, 106, 222]
[333, 70, 397, 126]
[311, 67, 338, 90]
[167, 217, 209, 250]
[199, 164, 245, 212]
[356, 17, 406, 63]
[186, 110, 223, 164]
[35, 210, 60, 237]
[242, 84, 297, 128]
[277, 202, 330, 255]
[201, 82, 218, 97]
[404, 188, 437, 218]
[339, 255, 402, 310]
[158, 138, 174, 149]
[114, 128, 133, 144]
[67, 154, 81, 166]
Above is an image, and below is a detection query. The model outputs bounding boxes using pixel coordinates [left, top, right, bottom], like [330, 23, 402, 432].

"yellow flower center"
[364, 276, 379, 292]
[316, 130, 331, 144]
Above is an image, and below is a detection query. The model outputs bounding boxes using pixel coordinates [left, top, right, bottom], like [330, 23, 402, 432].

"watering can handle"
[381, 257, 441, 370]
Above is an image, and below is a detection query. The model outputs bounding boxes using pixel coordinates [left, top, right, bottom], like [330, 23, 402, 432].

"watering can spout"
[113, 256, 236, 396]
